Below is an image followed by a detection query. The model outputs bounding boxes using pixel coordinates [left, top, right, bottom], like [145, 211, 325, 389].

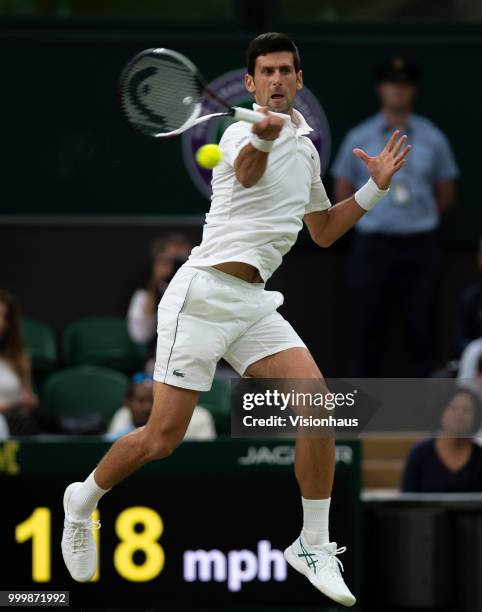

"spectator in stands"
[0, 289, 41, 435]
[127, 233, 192, 346]
[401, 388, 482, 492]
[453, 236, 482, 357]
[332, 57, 459, 376]
[106, 373, 216, 441]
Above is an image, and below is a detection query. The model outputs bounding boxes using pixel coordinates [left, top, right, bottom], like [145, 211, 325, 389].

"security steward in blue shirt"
[332, 57, 459, 376]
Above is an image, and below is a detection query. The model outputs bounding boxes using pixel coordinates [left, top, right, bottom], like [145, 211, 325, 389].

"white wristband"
[354, 178, 390, 211]
[250, 133, 274, 153]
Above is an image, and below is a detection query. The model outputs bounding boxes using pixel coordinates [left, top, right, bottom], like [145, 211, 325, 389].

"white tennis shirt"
[188, 103, 331, 281]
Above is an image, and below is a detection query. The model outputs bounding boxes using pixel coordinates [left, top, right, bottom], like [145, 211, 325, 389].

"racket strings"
[121, 54, 202, 135]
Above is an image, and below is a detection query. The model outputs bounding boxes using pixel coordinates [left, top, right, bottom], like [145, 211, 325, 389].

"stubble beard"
[266, 97, 293, 115]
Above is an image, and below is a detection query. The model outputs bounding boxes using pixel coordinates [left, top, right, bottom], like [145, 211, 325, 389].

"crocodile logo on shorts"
[173, 369, 185, 378]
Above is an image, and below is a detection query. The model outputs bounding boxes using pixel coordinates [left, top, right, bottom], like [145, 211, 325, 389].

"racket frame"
[119, 47, 264, 138]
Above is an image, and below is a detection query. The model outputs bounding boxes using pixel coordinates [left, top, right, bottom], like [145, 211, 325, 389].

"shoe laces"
[319, 543, 347, 576]
[299, 538, 347, 577]
[66, 519, 101, 553]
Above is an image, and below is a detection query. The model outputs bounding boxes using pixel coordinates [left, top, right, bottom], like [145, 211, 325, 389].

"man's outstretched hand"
[353, 130, 412, 190]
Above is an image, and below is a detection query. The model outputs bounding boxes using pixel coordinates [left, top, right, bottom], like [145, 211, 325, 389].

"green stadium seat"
[41, 365, 129, 425]
[199, 374, 231, 435]
[62, 316, 148, 371]
[22, 317, 57, 372]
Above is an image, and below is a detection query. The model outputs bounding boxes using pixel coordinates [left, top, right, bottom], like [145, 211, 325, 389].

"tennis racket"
[119, 48, 265, 138]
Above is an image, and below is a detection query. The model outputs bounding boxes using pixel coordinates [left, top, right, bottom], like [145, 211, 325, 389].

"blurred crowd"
[0, 232, 217, 442]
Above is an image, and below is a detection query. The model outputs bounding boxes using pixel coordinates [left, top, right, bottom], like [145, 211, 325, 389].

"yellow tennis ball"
[195, 144, 223, 169]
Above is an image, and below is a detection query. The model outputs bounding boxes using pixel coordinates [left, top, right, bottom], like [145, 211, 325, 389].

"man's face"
[245, 51, 303, 114]
[440, 392, 476, 437]
[377, 81, 416, 114]
[126, 381, 153, 428]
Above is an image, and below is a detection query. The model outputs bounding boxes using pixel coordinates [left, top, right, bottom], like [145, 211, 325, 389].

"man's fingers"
[264, 115, 285, 130]
[394, 145, 412, 164]
[392, 134, 408, 157]
[252, 107, 275, 133]
[252, 119, 270, 134]
[253, 116, 284, 142]
[390, 146, 411, 175]
[352, 148, 370, 163]
[393, 159, 406, 173]
[384, 130, 400, 152]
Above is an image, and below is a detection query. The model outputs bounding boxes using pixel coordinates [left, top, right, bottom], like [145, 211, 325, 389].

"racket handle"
[232, 107, 265, 123]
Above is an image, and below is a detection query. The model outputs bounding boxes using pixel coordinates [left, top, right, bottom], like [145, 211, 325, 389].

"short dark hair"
[375, 56, 420, 84]
[246, 32, 301, 77]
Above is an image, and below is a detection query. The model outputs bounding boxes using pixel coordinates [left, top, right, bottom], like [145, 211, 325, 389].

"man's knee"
[138, 429, 181, 461]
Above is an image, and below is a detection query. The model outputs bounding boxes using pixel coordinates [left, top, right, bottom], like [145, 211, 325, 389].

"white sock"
[68, 471, 110, 520]
[301, 496, 331, 546]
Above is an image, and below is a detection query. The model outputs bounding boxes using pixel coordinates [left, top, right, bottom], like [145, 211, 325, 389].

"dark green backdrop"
[2, 21, 481, 242]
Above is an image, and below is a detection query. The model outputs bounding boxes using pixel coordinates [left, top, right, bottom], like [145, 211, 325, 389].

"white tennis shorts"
[153, 265, 306, 391]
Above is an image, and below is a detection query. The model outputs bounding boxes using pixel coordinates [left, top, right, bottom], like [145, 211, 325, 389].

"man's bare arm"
[234, 110, 285, 188]
[234, 145, 270, 188]
[305, 130, 412, 247]
[304, 198, 365, 247]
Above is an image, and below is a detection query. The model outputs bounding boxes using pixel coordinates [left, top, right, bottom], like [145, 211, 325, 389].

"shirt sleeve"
[331, 130, 358, 181]
[306, 146, 331, 213]
[219, 123, 251, 166]
[127, 289, 156, 344]
[457, 338, 482, 380]
[432, 129, 459, 182]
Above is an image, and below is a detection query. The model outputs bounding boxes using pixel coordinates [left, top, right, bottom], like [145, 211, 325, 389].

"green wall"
[2, 22, 481, 242]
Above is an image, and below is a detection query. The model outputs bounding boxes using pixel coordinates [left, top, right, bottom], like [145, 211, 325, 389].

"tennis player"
[62, 33, 410, 607]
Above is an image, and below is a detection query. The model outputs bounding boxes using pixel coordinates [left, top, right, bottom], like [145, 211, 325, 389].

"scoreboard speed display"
[0, 438, 361, 608]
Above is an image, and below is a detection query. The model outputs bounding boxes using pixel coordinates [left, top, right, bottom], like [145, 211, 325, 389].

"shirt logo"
[173, 369, 185, 378]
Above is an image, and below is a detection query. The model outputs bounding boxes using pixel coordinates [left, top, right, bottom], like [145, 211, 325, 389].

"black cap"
[376, 56, 420, 84]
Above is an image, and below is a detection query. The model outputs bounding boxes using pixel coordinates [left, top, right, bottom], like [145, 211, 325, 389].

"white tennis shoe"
[61, 482, 100, 582]
[284, 536, 356, 607]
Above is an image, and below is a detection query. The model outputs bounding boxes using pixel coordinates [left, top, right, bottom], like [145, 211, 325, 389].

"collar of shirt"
[375, 111, 414, 138]
[252, 102, 313, 137]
